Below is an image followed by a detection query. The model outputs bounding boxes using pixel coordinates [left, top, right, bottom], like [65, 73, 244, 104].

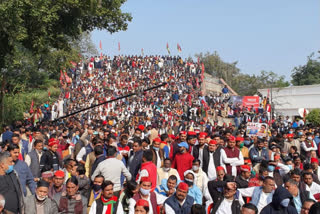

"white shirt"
[220, 148, 244, 176]
[216, 198, 233, 214]
[155, 150, 161, 168]
[89, 199, 124, 214]
[306, 182, 320, 197]
[239, 187, 271, 213]
[128, 192, 167, 214]
[207, 152, 216, 181]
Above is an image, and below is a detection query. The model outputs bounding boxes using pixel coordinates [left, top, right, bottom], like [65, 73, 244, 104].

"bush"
[1, 85, 60, 125]
[306, 109, 320, 126]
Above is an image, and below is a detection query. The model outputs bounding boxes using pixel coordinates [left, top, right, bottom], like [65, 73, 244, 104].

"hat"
[229, 136, 236, 142]
[287, 134, 294, 138]
[178, 142, 189, 149]
[183, 170, 195, 178]
[138, 125, 145, 131]
[240, 165, 251, 172]
[208, 140, 217, 145]
[54, 170, 65, 178]
[37, 180, 50, 188]
[180, 131, 187, 135]
[41, 171, 54, 178]
[140, 177, 152, 184]
[311, 158, 319, 164]
[274, 155, 281, 161]
[177, 182, 189, 191]
[168, 134, 176, 140]
[244, 159, 252, 164]
[153, 138, 161, 143]
[187, 131, 196, 136]
[216, 166, 225, 172]
[199, 132, 207, 139]
[48, 138, 59, 147]
[136, 199, 149, 207]
[236, 137, 244, 142]
[102, 120, 107, 125]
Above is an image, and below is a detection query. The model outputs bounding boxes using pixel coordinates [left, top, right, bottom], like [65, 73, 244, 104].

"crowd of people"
[0, 55, 320, 214]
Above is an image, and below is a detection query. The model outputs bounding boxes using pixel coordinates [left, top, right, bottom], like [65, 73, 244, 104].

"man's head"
[139, 177, 152, 196]
[241, 203, 258, 214]
[223, 182, 237, 199]
[303, 172, 313, 186]
[11, 133, 20, 145]
[257, 140, 264, 150]
[0, 152, 13, 175]
[101, 180, 114, 199]
[120, 135, 128, 146]
[208, 140, 217, 152]
[163, 158, 171, 170]
[216, 166, 226, 181]
[7, 144, 20, 162]
[134, 128, 142, 138]
[179, 131, 187, 142]
[66, 177, 79, 196]
[152, 138, 161, 150]
[53, 170, 65, 188]
[227, 136, 236, 149]
[301, 199, 316, 214]
[107, 146, 117, 158]
[48, 138, 59, 152]
[240, 165, 251, 180]
[284, 179, 299, 197]
[262, 176, 275, 193]
[178, 142, 188, 153]
[192, 159, 201, 172]
[33, 140, 43, 152]
[142, 150, 153, 163]
[176, 182, 189, 202]
[311, 158, 319, 170]
[167, 175, 177, 190]
[198, 133, 206, 146]
[132, 137, 142, 153]
[36, 180, 49, 201]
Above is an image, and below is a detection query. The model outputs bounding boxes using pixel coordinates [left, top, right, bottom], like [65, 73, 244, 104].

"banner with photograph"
[246, 122, 268, 137]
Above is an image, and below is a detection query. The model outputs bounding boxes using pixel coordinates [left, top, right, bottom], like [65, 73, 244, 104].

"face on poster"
[246, 122, 268, 137]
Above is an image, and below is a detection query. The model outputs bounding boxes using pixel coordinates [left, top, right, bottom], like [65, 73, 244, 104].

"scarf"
[101, 195, 118, 214]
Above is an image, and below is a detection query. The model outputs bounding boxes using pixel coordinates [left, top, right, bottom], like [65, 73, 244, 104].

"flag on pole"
[197, 57, 200, 65]
[30, 100, 34, 114]
[201, 63, 205, 82]
[166, 43, 170, 55]
[99, 40, 102, 50]
[141, 48, 144, 56]
[177, 43, 182, 52]
[118, 42, 120, 52]
[267, 89, 270, 99]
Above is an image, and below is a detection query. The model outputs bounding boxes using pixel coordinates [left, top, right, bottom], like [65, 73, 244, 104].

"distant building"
[258, 84, 320, 117]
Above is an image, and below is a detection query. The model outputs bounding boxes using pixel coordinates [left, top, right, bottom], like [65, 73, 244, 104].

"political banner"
[246, 122, 268, 137]
[242, 96, 259, 109]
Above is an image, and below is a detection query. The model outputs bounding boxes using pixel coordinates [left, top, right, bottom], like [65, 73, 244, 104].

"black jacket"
[202, 146, 221, 174]
[91, 155, 105, 177]
[260, 186, 298, 214]
[207, 180, 241, 214]
[127, 149, 143, 180]
[235, 175, 249, 188]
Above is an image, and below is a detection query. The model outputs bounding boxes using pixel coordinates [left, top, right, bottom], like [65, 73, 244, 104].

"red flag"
[99, 40, 102, 50]
[201, 63, 205, 81]
[48, 91, 51, 97]
[177, 43, 182, 52]
[166, 42, 170, 55]
[197, 57, 200, 65]
[118, 42, 120, 51]
[30, 100, 34, 114]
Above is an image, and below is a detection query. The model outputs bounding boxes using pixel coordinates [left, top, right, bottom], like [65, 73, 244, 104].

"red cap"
[136, 199, 149, 207]
[140, 177, 152, 184]
[54, 170, 65, 178]
[168, 134, 176, 140]
[244, 159, 252, 164]
[208, 140, 217, 145]
[311, 158, 319, 164]
[274, 155, 281, 161]
[187, 131, 197, 136]
[102, 120, 107, 125]
[180, 131, 187, 135]
[287, 134, 294, 138]
[48, 138, 59, 147]
[138, 125, 145, 131]
[229, 136, 236, 142]
[240, 165, 251, 172]
[236, 137, 244, 142]
[153, 138, 161, 143]
[199, 132, 207, 139]
[177, 182, 189, 191]
[216, 166, 225, 172]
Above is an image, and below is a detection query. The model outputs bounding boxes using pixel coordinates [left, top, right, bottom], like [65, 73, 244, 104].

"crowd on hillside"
[0, 55, 320, 214]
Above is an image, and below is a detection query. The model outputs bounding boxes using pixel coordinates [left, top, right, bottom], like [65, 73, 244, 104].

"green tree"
[291, 53, 320, 86]
[306, 109, 320, 126]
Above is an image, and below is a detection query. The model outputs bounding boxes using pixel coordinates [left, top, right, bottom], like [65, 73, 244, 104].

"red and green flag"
[166, 42, 170, 55]
[177, 43, 182, 52]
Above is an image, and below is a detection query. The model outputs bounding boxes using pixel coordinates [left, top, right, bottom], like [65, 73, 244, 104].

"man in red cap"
[192, 132, 208, 168]
[134, 199, 149, 214]
[221, 136, 244, 176]
[129, 177, 166, 214]
[169, 131, 186, 160]
[163, 182, 194, 214]
[235, 165, 251, 188]
[202, 140, 222, 181]
[311, 157, 320, 180]
[40, 138, 60, 172]
[48, 170, 66, 199]
[150, 138, 164, 168]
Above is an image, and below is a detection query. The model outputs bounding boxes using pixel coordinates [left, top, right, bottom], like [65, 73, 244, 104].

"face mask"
[163, 167, 170, 172]
[6, 165, 14, 174]
[192, 165, 199, 171]
[289, 131, 293, 134]
[280, 198, 290, 207]
[298, 132, 303, 136]
[140, 188, 150, 196]
[93, 184, 102, 192]
[239, 143, 244, 149]
[153, 147, 159, 151]
[268, 165, 275, 172]
[36, 194, 47, 201]
[43, 147, 48, 151]
[251, 170, 256, 177]
[244, 140, 250, 146]
[287, 165, 293, 170]
[185, 178, 193, 187]
[308, 136, 313, 140]
[0, 199, 5, 208]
